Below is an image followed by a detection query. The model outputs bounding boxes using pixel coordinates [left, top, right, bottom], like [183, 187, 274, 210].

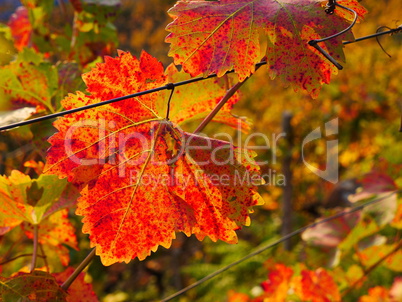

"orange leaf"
[228, 290, 251, 302]
[45, 50, 263, 265]
[7, 6, 32, 51]
[0, 170, 33, 230]
[294, 268, 340, 302]
[260, 263, 293, 301]
[53, 267, 99, 302]
[166, 0, 367, 98]
[358, 286, 390, 302]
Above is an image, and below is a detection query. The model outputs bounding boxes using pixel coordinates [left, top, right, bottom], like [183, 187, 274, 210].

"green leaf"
[0, 171, 67, 226]
[358, 244, 402, 272]
[31, 174, 68, 223]
[0, 270, 67, 301]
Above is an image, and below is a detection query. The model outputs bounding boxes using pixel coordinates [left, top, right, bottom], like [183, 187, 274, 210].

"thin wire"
[0, 26, 400, 132]
[160, 191, 400, 301]
[343, 25, 402, 44]
[0, 61, 265, 132]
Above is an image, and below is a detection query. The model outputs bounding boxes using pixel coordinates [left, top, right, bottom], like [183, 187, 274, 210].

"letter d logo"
[302, 118, 338, 184]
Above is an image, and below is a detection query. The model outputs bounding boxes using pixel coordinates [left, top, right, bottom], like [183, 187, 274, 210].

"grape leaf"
[0, 170, 68, 229]
[166, 0, 367, 97]
[7, 6, 32, 51]
[53, 267, 99, 302]
[358, 286, 390, 302]
[0, 48, 58, 112]
[45, 50, 263, 265]
[302, 210, 360, 248]
[293, 268, 341, 302]
[260, 263, 293, 301]
[349, 171, 398, 203]
[357, 244, 402, 272]
[81, 50, 248, 132]
[0, 270, 67, 301]
[227, 290, 250, 302]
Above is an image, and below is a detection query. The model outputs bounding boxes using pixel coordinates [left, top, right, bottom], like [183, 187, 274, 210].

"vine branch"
[30, 224, 39, 272]
[61, 248, 96, 291]
[194, 64, 261, 134]
[0, 254, 46, 266]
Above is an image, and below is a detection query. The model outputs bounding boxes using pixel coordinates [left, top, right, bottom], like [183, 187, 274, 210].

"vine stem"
[61, 248, 96, 291]
[30, 224, 39, 272]
[194, 65, 261, 134]
[0, 254, 46, 266]
[341, 239, 402, 298]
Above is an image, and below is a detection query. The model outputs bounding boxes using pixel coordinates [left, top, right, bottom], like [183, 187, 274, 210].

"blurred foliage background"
[0, 0, 401, 301]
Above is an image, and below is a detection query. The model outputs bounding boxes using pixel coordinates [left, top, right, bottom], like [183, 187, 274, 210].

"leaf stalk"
[61, 248, 96, 291]
[194, 65, 262, 134]
[30, 224, 39, 272]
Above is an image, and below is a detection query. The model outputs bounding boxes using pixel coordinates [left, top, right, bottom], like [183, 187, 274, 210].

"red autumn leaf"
[7, 6, 32, 51]
[349, 171, 398, 203]
[0, 270, 67, 301]
[166, 0, 367, 98]
[301, 210, 361, 248]
[227, 290, 250, 302]
[45, 50, 263, 265]
[53, 267, 99, 302]
[260, 263, 293, 301]
[80, 50, 249, 133]
[358, 286, 390, 302]
[294, 268, 340, 302]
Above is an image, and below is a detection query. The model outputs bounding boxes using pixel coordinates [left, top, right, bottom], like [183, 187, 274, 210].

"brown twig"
[30, 225, 39, 272]
[0, 254, 46, 266]
[341, 239, 402, 298]
[61, 248, 97, 291]
[194, 65, 261, 134]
